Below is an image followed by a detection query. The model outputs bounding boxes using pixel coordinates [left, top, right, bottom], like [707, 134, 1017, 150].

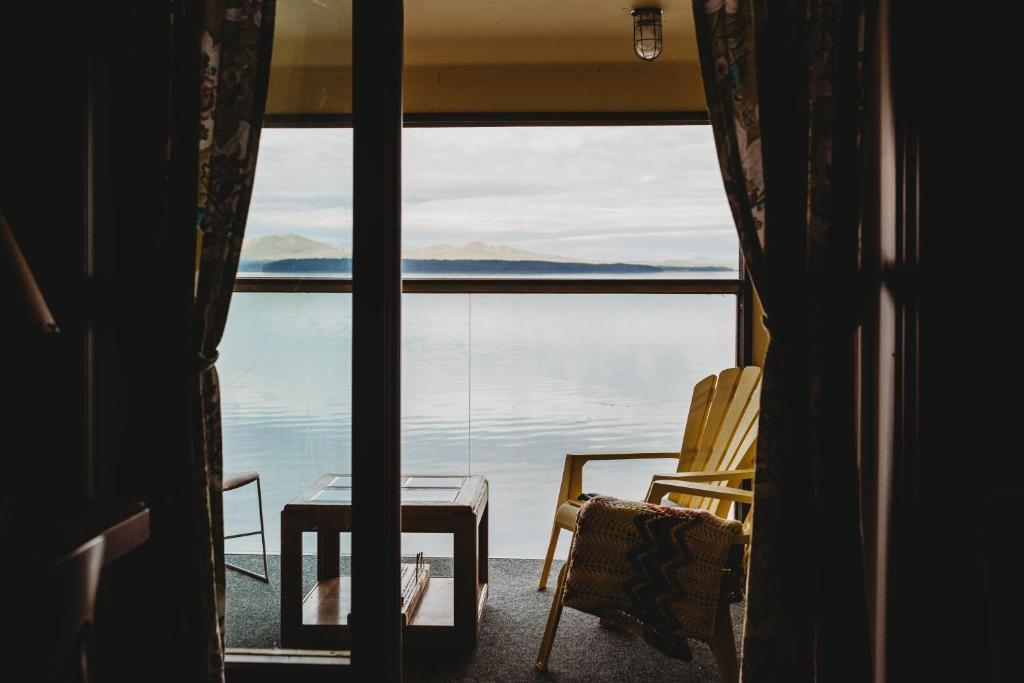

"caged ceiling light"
[630, 8, 663, 62]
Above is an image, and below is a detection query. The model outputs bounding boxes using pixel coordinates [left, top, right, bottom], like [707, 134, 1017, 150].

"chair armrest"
[554, 451, 681, 511]
[566, 451, 681, 463]
[645, 480, 754, 507]
[647, 468, 754, 485]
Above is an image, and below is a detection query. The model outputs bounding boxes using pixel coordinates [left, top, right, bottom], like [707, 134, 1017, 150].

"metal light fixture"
[631, 8, 663, 62]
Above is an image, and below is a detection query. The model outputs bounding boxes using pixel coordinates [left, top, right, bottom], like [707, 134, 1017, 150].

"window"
[221, 120, 743, 646]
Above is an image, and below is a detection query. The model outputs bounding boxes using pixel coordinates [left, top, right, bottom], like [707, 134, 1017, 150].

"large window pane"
[225, 0, 356, 653]
[239, 126, 739, 279]
[403, 126, 739, 277]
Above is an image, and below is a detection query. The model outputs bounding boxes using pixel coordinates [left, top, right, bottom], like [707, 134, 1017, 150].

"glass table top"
[310, 475, 467, 504]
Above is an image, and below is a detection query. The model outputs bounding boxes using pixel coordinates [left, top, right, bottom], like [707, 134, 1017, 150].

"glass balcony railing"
[220, 291, 736, 559]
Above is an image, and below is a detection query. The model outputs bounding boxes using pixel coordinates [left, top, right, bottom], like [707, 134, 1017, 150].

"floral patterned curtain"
[693, 0, 872, 679]
[192, 1, 275, 679]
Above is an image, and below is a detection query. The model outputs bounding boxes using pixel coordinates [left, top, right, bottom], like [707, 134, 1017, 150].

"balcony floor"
[226, 554, 741, 681]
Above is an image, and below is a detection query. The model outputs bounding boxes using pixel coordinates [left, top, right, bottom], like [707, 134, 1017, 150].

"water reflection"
[220, 293, 735, 558]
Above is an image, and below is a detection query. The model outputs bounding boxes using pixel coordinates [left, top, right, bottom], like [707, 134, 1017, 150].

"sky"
[246, 126, 738, 265]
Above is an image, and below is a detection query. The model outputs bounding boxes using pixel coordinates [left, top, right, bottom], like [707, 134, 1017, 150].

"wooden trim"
[264, 113, 352, 128]
[264, 111, 709, 128]
[234, 277, 741, 295]
[225, 650, 351, 683]
[406, 111, 710, 127]
[350, 0, 404, 678]
[403, 278, 739, 294]
[235, 278, 353, 293]
[882, 0, 923, 676]
[737, 250, 753, 367]
[85, 46, 103, 497]
[736, 261, 755, 522]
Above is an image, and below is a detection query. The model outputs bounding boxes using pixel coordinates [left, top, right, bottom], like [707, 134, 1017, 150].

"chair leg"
[536, 562, 569, 670]
[255, 476, 269, 582]
[225, 477, 270, 583]
[709, 599, 739, 683]
[538, 523, 562, 590]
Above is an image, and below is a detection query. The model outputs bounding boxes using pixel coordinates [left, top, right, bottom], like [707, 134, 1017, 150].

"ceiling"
[272, 0, 699, 67]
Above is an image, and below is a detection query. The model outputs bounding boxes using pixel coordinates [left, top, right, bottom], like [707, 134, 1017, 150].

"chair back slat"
[705, 367, 761, 472]
[699, 367, 761, 511]
[668, 373, 718, 507]
[678, 374, 718, 466]
[669, 367, 762, 511]
[689, 368, 742, 474]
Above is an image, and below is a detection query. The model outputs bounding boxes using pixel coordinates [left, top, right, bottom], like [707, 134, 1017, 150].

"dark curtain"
[191, 1, 275, 678]
[692, 0, 871, 680]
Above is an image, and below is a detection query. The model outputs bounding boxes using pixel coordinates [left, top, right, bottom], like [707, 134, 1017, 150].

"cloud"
[246, 126, 737, 264]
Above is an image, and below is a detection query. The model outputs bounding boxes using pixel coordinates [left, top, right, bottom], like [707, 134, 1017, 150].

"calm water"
[220, 293, 735, 558]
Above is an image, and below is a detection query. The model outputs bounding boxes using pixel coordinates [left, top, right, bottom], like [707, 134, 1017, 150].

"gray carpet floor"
[227, 554, 741, 682]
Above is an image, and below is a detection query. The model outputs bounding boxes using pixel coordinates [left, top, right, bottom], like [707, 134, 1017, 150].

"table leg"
[477, 501, 489, 587]
[317, 529, 340, 581]
[280, 509, 302, 646]
[453, 512, 479, 647]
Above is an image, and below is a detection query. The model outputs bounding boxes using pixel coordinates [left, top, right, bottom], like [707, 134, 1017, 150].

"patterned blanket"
[562, 495, 743, 660]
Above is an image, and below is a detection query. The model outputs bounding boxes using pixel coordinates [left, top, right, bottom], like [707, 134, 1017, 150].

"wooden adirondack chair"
[537, 366, 762, 591]
[536, 476, 755, 682]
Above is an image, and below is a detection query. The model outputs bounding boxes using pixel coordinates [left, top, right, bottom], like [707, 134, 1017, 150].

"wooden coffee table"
[280, 474, 489, 650]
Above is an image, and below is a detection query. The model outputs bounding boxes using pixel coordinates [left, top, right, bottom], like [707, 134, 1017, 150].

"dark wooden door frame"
[350, 0, 404, 679]
[264, 111, 709, 128]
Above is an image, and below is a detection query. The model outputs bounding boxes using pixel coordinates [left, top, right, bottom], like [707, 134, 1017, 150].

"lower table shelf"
[296, 576, 488, 650]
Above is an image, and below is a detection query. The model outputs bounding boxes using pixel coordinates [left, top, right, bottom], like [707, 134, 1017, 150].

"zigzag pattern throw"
[562, 495, 741, 660]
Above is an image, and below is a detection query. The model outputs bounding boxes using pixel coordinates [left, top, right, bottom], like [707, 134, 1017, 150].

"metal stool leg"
[225, 475, 269, 583]
[255, 476, 269, 581]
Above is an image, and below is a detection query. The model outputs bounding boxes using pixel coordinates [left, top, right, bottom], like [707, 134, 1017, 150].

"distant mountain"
[653, 258, 728, 269]
[241, 234, 351, 261]
[403, 241, 577, 263]
[245, 257, 733, 276]
[239, 235, 735, 273]
[250, 258, 711, 275]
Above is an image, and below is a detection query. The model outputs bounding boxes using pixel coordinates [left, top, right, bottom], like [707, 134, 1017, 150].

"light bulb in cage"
[631, 8, 663, 62]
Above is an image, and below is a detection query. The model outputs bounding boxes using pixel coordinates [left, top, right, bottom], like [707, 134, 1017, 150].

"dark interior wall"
[908, 16, 1010, 681]
[1, 2, 195, 495]
[864, 3, 1012, 681]
[78, 3, 203, 680]
[1, 7, 92, 501]
[86, 2, 197, 502]
[3, 3, 202, 680]
[0, 3, 189, 501]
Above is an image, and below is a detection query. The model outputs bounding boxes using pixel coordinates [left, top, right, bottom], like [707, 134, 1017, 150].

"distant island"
[240, 257, 733, 275]
[238, 235, 735, 275]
